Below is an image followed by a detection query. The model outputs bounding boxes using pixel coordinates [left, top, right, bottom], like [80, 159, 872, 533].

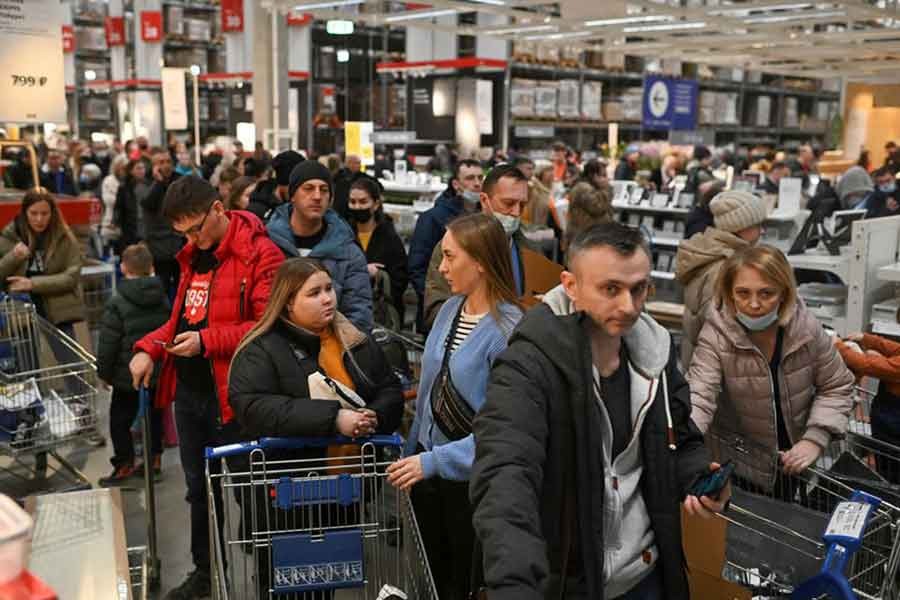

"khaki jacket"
[674, 228, 749, 366]
[0, 220, 84, 325]
[688, 302, 853, 479]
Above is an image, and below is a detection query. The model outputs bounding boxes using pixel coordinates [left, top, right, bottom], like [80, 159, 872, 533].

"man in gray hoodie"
[471, 222, 729, 599]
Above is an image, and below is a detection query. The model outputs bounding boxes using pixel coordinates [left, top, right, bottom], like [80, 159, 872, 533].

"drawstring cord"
[662, 372, 677, 451]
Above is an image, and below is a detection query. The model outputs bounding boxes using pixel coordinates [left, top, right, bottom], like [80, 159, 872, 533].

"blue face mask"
[736, 305, 780, 332]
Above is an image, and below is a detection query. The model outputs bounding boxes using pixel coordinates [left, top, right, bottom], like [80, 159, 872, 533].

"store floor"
[2, 392, 200, 598]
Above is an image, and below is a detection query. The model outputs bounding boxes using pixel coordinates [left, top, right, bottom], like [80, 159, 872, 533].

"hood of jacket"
[434, 187, 463, 214]
[117, 276, 168, 309]
[267, 205, 358, 260]
[248, 178, 281, 211]
[540, 284, 671, 379]
[176, 209, 270, 267]
[674, 228, 748, 285]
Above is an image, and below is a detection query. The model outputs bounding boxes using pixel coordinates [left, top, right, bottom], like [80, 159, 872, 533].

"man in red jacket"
[129, 176, 283, 600]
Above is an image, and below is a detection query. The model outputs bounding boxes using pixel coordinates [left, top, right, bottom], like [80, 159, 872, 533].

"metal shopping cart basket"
[372, 328, 424, 437]
[80, 260, 117, 352]
[205, 435, 437, 600]
[706, 427, 900, 599]
[0, 295, 98, 488]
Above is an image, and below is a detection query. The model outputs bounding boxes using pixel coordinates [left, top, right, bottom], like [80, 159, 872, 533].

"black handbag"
[429, 304, 476, 441]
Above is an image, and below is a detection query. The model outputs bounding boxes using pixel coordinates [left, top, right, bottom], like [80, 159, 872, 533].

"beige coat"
[688, 302, 853, 480]
[0, 220, 85, 325]
[674, 228, 749, 366]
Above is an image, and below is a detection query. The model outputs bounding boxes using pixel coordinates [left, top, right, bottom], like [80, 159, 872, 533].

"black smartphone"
[689, 460, 735, 499]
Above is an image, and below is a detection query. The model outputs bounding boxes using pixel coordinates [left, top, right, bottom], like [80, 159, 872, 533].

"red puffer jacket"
[134, 211, 284, 423]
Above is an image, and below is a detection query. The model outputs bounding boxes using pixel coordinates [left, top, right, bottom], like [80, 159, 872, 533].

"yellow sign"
[344, 121, 374, 166]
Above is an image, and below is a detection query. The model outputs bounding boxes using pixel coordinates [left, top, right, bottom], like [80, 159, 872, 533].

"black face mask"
[348, 208, 373, 223]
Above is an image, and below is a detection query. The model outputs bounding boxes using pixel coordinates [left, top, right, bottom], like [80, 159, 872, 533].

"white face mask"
[460, 190, 481, 211]
[736, 304, 780, 331]
[494, 212, 520, 236]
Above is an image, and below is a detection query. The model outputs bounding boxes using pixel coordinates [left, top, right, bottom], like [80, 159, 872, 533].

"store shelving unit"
[70, 3, 116, 139]
[505, 59, 839, 153]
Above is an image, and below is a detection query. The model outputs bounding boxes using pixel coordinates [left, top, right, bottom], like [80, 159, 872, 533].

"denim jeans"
[614, 568, 663, 600]
[173, 386, 236, 573]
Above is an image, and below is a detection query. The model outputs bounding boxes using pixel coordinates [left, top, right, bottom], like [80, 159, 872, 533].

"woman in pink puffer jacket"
[688, 245, 854, 486]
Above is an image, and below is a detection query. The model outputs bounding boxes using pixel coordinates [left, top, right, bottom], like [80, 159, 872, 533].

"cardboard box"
[513, 41, 536, 62]
[75, 27, 107, 51]
[602, 101, 624, 121]
[584, 50, 604, 70]
[581, 81, 602, 121]
[558, 80, 579, 119]
[534, 83, 558, 118]
[560, 45, 580, 64]
[536, 44, 559, 64]
[510, 79, 536, 118]
[186, 18, 211, 42]
[165, 6, 184, 36]
[784, 96, 799, 128]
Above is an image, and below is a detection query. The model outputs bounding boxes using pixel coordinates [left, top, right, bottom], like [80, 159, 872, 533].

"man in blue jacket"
[408, 159, 483, 327]
[267, 161, 373, 331]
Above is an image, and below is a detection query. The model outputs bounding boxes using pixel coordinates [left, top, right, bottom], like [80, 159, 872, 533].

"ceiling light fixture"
[326, 19, 354, 34]
[710, 3, 813, 16]
[524, 30, 594, 41]
[744, 10, 846, 24]
[622, 21, 707, 33]
[337, 49, 350, 62]
[585, 15, 672, 27]
[485, 24, 556, 34]
[292, 0, 363, 10]
[469, 0, 506, 5]
[385, 8, 458, 22]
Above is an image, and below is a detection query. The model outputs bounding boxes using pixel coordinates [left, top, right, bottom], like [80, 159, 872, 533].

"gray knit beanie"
[835, 166, 873, 202]
[710, 190, 767, 233]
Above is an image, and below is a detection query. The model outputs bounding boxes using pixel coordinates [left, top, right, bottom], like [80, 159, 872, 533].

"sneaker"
[98, 463, 137, 487]
[87, 432, 107, 448]
[164, 569, 211, 600]
[134, 454, 163, 481]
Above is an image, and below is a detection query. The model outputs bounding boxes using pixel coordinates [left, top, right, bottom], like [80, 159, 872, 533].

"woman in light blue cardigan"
[388, 213, 523, 599]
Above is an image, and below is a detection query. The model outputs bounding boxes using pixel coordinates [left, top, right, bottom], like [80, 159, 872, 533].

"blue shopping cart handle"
[205, 440, 262, 459]
[204, 434, 403, 460]
[137, 386, 150, 418]
[260, 434, 403, 450]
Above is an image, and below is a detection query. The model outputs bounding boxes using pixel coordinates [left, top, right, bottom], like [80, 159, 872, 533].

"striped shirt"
[450, 310, 486, 353]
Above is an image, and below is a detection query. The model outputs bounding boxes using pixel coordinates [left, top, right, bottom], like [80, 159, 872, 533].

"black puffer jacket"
[228, 313, 403, 440]
[140, 173, 184, 261]
[96, 276, 171, 390]
[470, 303, 710, 600]
[245, 178, 282, 222]
[353, 217, 409, 320]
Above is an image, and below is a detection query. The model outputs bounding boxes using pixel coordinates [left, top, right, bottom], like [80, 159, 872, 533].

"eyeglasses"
[175, 201, 215, 238]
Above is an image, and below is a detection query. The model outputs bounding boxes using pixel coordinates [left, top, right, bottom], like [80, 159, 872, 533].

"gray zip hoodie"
[542, 285, 677, 598]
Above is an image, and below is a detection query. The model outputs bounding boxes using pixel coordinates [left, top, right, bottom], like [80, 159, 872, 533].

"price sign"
[140, 11, 162, 42]
[221, 0, 244, 32]
[287, 11, 313, 26]
[105, 16, 125, 47]
[0, 1, 67, 123]
[61, 25, 74, 53]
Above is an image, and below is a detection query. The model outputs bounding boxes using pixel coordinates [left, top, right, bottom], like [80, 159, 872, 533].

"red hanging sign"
[61, 25, 75, 53]
[221, 0, 244, 32]
[140, 11, 162, 42]
[287, 11, 313, 26]
[105, 16, 125, 47]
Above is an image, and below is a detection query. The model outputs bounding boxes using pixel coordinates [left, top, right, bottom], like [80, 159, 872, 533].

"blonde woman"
[229, 257, 403, 439]
[688, 245, 853, 480]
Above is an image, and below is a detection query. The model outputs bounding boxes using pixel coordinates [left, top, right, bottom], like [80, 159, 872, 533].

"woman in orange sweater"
[835, 332, 900, 483]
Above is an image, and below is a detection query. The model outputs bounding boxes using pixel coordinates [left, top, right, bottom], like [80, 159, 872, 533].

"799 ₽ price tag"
[0, 0, 67, 123]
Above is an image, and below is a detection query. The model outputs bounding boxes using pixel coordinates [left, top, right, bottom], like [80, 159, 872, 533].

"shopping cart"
[372, 327, 424, 437]
[205, 435, 437, 600]
[0, 296, 98, 489]
[80, 260, 117, 352]
[706, 427, 900, 599]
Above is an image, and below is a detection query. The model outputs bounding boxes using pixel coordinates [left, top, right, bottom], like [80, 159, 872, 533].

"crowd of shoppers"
[6, 131, 900, 600]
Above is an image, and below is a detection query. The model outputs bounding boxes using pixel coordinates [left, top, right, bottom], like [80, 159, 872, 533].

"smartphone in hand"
[688, 460, 735, 499]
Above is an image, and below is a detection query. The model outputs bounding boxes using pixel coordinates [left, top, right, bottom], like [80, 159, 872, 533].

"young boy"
[97, 244, 171, 486]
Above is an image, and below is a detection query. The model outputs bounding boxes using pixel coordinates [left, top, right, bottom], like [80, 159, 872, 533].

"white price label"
[0, 0, 66, 123]
[825, 501, 871, 540]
